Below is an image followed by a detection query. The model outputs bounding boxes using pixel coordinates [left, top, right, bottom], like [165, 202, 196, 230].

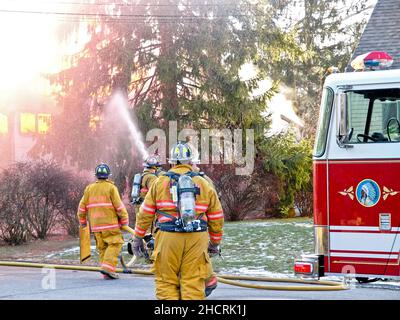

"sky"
[0, 2, 59, 92]
[0, 0, 89, 99]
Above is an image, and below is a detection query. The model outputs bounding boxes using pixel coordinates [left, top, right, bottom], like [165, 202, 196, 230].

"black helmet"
[95, 163, 111, 179]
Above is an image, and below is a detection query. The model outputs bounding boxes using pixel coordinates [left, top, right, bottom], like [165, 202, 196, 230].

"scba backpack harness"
[157, 171, 207, 233]
[131, 171, 161, 204]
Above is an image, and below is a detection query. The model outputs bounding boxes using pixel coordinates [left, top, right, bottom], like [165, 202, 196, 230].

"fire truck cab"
[295, 53, 400, 281]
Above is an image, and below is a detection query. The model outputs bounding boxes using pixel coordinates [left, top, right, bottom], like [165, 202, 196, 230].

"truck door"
[328, 86, 400, 278]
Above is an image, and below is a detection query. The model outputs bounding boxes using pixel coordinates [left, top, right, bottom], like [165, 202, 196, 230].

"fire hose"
[0, 226, 348, 292]
[0, 260, 348, 291]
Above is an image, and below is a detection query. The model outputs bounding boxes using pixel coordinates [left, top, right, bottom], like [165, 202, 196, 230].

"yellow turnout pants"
[94, 229, 124, 273]
[151, 230, 211, 300]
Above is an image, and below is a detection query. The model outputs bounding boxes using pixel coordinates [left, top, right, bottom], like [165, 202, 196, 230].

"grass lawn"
[0, 217, 314, 275]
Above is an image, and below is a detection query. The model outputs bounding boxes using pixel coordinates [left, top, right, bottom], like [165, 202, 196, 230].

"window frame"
[19, 112, 52, 135]
[343, 88, 400, 145]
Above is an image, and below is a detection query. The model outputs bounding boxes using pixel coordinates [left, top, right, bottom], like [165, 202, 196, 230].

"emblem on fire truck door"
[356, 179, 381, 207]
[338, 186, 355, 200]
[382, 186, 399, 200]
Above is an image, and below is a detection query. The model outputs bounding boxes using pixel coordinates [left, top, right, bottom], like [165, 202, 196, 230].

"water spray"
[108, 90, 149, 160]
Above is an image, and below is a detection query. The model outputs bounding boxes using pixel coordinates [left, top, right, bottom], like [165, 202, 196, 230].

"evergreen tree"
[31, 0, 299, 179]
[268, 0, 374, 138]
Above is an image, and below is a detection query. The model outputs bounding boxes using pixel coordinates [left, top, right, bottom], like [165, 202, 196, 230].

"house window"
[20, 113, 36, 134]
[38, 113, 51, 134]
[20, 112, 51, 134]
[0, 113, 7, 134]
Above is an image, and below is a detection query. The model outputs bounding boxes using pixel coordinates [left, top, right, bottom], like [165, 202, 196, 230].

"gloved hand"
[131, 236, 145, 258]
[146, 239, 155, 251]
[208, 241, 220, 258]
[143, 234, 154, 251]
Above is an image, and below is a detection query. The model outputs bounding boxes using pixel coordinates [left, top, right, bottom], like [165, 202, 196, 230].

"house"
[347, 0, 400, 71]
[0, 93, 54, 169]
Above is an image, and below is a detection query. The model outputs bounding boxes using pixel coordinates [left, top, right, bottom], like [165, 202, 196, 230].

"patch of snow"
[45, 245, 96, 258]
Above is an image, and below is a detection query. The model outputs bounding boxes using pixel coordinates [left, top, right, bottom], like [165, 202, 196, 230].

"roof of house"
[347, 0, 400, 71]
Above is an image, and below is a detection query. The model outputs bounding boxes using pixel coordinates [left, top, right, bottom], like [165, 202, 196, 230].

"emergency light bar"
[351, 51, 394, 71]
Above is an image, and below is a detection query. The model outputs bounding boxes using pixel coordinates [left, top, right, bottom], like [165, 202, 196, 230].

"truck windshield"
[314, 87, 334, 157]
[346, 88, 400, 143]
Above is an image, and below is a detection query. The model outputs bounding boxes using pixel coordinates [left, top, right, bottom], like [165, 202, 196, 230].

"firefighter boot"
[100, 269, 119, 280]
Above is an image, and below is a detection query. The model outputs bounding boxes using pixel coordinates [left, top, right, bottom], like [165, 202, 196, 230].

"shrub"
[260, 131, 313, 217]
[0, 163, 32, 245]
[58, 175, 90, 237]
[0, 160, 92, 242]
[295, 190, 313, 217]
[205, 161, 280, 221]
[24, 160, 72, 239]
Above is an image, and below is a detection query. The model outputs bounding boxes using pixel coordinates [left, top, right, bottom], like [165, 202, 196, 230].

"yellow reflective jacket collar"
[169, 164, 194, 175]
[143, 168, 156, 175]
[95, 179, 114, 185]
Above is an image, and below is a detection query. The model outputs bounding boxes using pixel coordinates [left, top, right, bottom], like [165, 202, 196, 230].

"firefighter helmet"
[168, 141, 193, 164]
[95, 163, 111, 179]
[143, 155, 161, 168]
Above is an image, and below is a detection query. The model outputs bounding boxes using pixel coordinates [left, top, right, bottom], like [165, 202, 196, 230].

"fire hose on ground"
[0, 226, 348, 292]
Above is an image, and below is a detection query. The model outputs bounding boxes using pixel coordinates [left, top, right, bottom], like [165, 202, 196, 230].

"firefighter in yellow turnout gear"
[77, 164, 129, 279]
[133, 142, 224, 300]
[130, 155, 164, 250]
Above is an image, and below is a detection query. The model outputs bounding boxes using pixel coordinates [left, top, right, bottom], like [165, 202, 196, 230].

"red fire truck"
[295, 52, 400, 281]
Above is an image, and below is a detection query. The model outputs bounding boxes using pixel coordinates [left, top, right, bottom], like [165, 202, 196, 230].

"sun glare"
[0, 1, 65, 92]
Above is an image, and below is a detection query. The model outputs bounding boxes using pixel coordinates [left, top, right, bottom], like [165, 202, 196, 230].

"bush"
[0, 163, 32, 245]
[196, 131, 313, 219]
[0, 160, 93, 243]
[205, 162, 280, 221]
[23, 160, 74, 239]
[260, 131, 313, 217]
[295, 190, 313, 217]
[214, 171, 256, 221]
[58, 175, 90, 237]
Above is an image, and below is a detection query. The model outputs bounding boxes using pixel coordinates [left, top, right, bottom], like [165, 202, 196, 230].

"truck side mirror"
[336, 92, 353, 148]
